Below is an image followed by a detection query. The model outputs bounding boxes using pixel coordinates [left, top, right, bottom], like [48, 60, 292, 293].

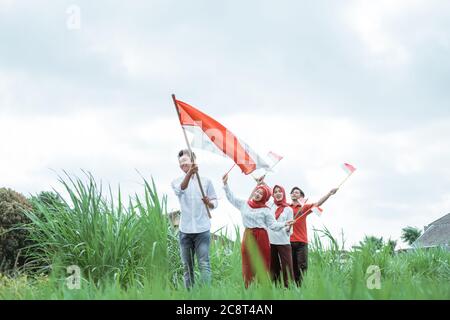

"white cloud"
[343, 0, 425, 66]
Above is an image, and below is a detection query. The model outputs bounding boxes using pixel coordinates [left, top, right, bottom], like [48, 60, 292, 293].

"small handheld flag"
[251, 151, 284, 181]
[341, 163, 356, 175]
[267, 151, 283, 168]
[337, 162, 356, 188]
[311, 206, 323, 217]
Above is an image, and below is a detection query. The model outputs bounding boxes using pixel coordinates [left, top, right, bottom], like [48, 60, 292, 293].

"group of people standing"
[172, 149, 337, 289]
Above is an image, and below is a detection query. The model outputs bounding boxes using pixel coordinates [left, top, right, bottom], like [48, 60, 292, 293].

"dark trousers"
[270, 244, 294, 288]
[291, 242, 308, 286]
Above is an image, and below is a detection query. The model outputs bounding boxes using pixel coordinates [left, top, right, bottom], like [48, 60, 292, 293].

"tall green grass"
[0, 174, 449, 300]
[23, 172, 168, 288]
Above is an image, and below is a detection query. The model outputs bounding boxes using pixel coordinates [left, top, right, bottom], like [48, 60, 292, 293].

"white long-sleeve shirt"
[223, 184, 286, 231]
[267, 204, 294, 245]
[172, 175, 218, 234]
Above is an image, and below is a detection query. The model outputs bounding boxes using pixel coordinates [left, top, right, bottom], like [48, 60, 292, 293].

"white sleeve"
[206, 179, 218, 210]
[171, 178, 184, 197]
[223, 184, 245, 210]
[285, 207, 294, 235]
[265, 209, 287, 231]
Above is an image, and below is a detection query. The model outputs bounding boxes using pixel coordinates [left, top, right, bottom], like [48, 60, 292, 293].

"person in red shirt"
[290, 186, 338, 286]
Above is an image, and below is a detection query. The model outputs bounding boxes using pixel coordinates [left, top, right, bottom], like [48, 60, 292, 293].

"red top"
[290, 203, 314, 243]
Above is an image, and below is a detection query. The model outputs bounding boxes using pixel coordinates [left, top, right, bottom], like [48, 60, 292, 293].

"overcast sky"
[1, 0, 449, 248]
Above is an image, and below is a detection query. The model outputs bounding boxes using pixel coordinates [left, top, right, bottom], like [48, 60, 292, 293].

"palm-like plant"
[354, 235, 384, 251]
[401, 226, 422, 245]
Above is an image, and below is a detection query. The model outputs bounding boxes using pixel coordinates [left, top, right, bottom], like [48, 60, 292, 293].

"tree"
[353, 235, 384, 252]
[360, 235, 384, 250]
[401, 226, 422, 245]
[352, 236, 398, 254]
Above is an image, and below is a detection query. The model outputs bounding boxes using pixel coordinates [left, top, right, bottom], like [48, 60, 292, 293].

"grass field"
[0, 174, 449, 300]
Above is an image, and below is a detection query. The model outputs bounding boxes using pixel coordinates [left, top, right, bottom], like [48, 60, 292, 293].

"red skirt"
[241, 228, 271, 288]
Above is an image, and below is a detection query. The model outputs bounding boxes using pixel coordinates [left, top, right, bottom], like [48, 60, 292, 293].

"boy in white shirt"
[171, 149, 218, 289]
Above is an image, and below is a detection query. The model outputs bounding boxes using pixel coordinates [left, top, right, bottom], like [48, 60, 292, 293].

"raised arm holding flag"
[172, 94, 212, 218]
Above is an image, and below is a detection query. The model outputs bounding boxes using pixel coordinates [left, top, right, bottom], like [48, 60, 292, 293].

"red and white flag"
[267, 151, 283, 169]
[311, 206, 323, 217]
[175, 99, 271, 175]
[341, 163, 356, 175]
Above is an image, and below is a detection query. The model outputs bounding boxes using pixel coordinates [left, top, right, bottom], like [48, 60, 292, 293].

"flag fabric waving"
[311, 206, 323, 217]
[190, 126, 226, 158]
[341, 163, 356, 175]
[266, 151, 283, 169]
[250, 150, 284, 180]
[175, 98, 271, 175]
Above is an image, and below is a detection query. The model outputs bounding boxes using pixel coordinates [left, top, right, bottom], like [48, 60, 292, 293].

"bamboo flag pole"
[287, 203, 312, 232]
[293, 207, 313, 224]
[337, 172, 354, 189]
[291, 198, 312, 225]
[337, 163, 357, 189]
[171, 94, 212, 219]
[292, 198, 309, 220]
[224, 163, 236, 177]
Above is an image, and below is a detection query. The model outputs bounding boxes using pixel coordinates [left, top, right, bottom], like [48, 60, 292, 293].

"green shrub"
[0, 188, 33, 273]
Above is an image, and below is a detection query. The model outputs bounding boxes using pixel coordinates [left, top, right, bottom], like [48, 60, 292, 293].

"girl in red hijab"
[268, 185, 294, 287]
[222, 174, 294, 288]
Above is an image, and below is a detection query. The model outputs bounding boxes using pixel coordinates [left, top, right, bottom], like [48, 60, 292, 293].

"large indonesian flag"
[175, 99, 271, 175]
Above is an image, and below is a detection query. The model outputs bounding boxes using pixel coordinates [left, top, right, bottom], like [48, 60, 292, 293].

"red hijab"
[247, 185, 272, 209]
[273, 185, 289, 219]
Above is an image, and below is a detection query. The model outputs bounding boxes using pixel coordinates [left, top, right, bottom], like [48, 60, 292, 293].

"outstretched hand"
[330, 188, 339, 195]
[285, 220, 295, 227]
[255, 174, 266, 186]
